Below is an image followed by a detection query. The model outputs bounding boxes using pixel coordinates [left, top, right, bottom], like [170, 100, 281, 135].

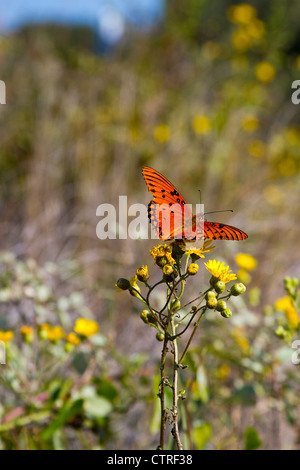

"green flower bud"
[116, 278, 131, 290]
[140, 310, 150, 324]
[205, 290, 217, 301]
[206, 297, 218, 309]
[284, 276, 299, 297]
[170, 299, 181, 312]
[163, 264, 177, 282]
[220, 308, 232, 318]
[187, 263, 199, 275]
[230, 283, 246, 296]
[156, 331, 165, 341]
[215, 281, 226, 294]
[275, 325, 291, 341]
[216, 300, 227, 312]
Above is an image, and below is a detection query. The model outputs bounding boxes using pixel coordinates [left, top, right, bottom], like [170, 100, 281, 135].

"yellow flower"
[48, 326, 65, 341]
[0, 330, 14, 343]
[38, 323, 51, 340]
[227, 4, 257, 24]
[231, 28, 253, 51]
[74, 318, 99, 337]
[275, 296, 299, 328]
[154, 124, 171, 144]
[65, 332, 81, 345]
[217, 364, 231, 380]
[255, 61, 276, 83]
[248, 140, 265, 158]
[20, 326, 33, 336]
[20, 326, 34, 343]
[204, 260, 237, 283]
[187, 263, 199, 275]
[184, 240, 215, 258]
[241, 114, 259, 132]
[192, 115, 212, 135]
[136, 265, 149, 282]
[150, 244, 175, 265]
[235, 253, 257, 271]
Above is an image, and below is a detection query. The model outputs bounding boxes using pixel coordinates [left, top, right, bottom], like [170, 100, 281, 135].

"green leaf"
[192, 422, 211, 450]
[244, 426, 262, 450]
[84, 395, 113, 419]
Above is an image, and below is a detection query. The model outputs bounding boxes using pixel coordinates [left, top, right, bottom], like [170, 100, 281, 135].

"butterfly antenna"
[204, 209, 233, 215]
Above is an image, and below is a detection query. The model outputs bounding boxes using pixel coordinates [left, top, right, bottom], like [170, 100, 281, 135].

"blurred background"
[0, 0, 300, 450]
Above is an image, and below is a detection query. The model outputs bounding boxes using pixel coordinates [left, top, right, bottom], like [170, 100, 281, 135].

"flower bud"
[230, 283, 246, 296]
[136, 265, 149, 282]
[163, 264, 174, 276]
[187, 263, 199, 275]
[140, 310, 150, 324]
[170, 299, 181, 312]
[156, 256, 168, 268]
[205, 290, 217, 301]
[215, 281, 226, 294]
[116, 278, 131, 290]
[206, 297, 218, 309]
[216, 300, 227, 312]
[156, 331, 165, 341]
[220, 308, 232, 318]
[163, 264, 177, 281]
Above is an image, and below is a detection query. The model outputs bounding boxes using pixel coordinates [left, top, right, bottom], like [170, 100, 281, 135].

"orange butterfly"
[143, 166, 248, 241]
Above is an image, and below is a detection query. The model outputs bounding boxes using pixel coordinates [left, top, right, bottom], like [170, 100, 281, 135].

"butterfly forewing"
[142, 167, 248, 241]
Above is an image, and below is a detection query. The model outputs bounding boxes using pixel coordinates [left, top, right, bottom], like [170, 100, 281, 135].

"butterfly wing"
[143, 166, 248, 241]
[142, 166, 194, 240]
[204, 222, 248, 240]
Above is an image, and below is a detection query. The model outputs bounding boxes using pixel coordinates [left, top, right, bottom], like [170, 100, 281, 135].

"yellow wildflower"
[154, 124, 171, 144]
[248, 139, 265, 158]
[47, 326, 65, 342]
[187, 263, 199, 275]
[192, 115, 212, 135]
[74, 318, 99, 337]
[136, 265, 149, 282]
[0, 330, 14, 343]
[227, 4, 257, 24]
[217, 364, 231, 380]
[275, 296, 299, 328]
[20, 326, 34, 343]
[255, 61, 276, 83]
[184, 240, 215, 258]
[204, 260, 237, 283]
[65, 332, 81, 345]
[150, 244, 175, 265]
[241, 114, 259, 132]
[235, 253, 257, 271]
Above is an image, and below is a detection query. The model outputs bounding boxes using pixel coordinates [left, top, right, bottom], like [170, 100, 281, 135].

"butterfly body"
[142, 166, 248, 241]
